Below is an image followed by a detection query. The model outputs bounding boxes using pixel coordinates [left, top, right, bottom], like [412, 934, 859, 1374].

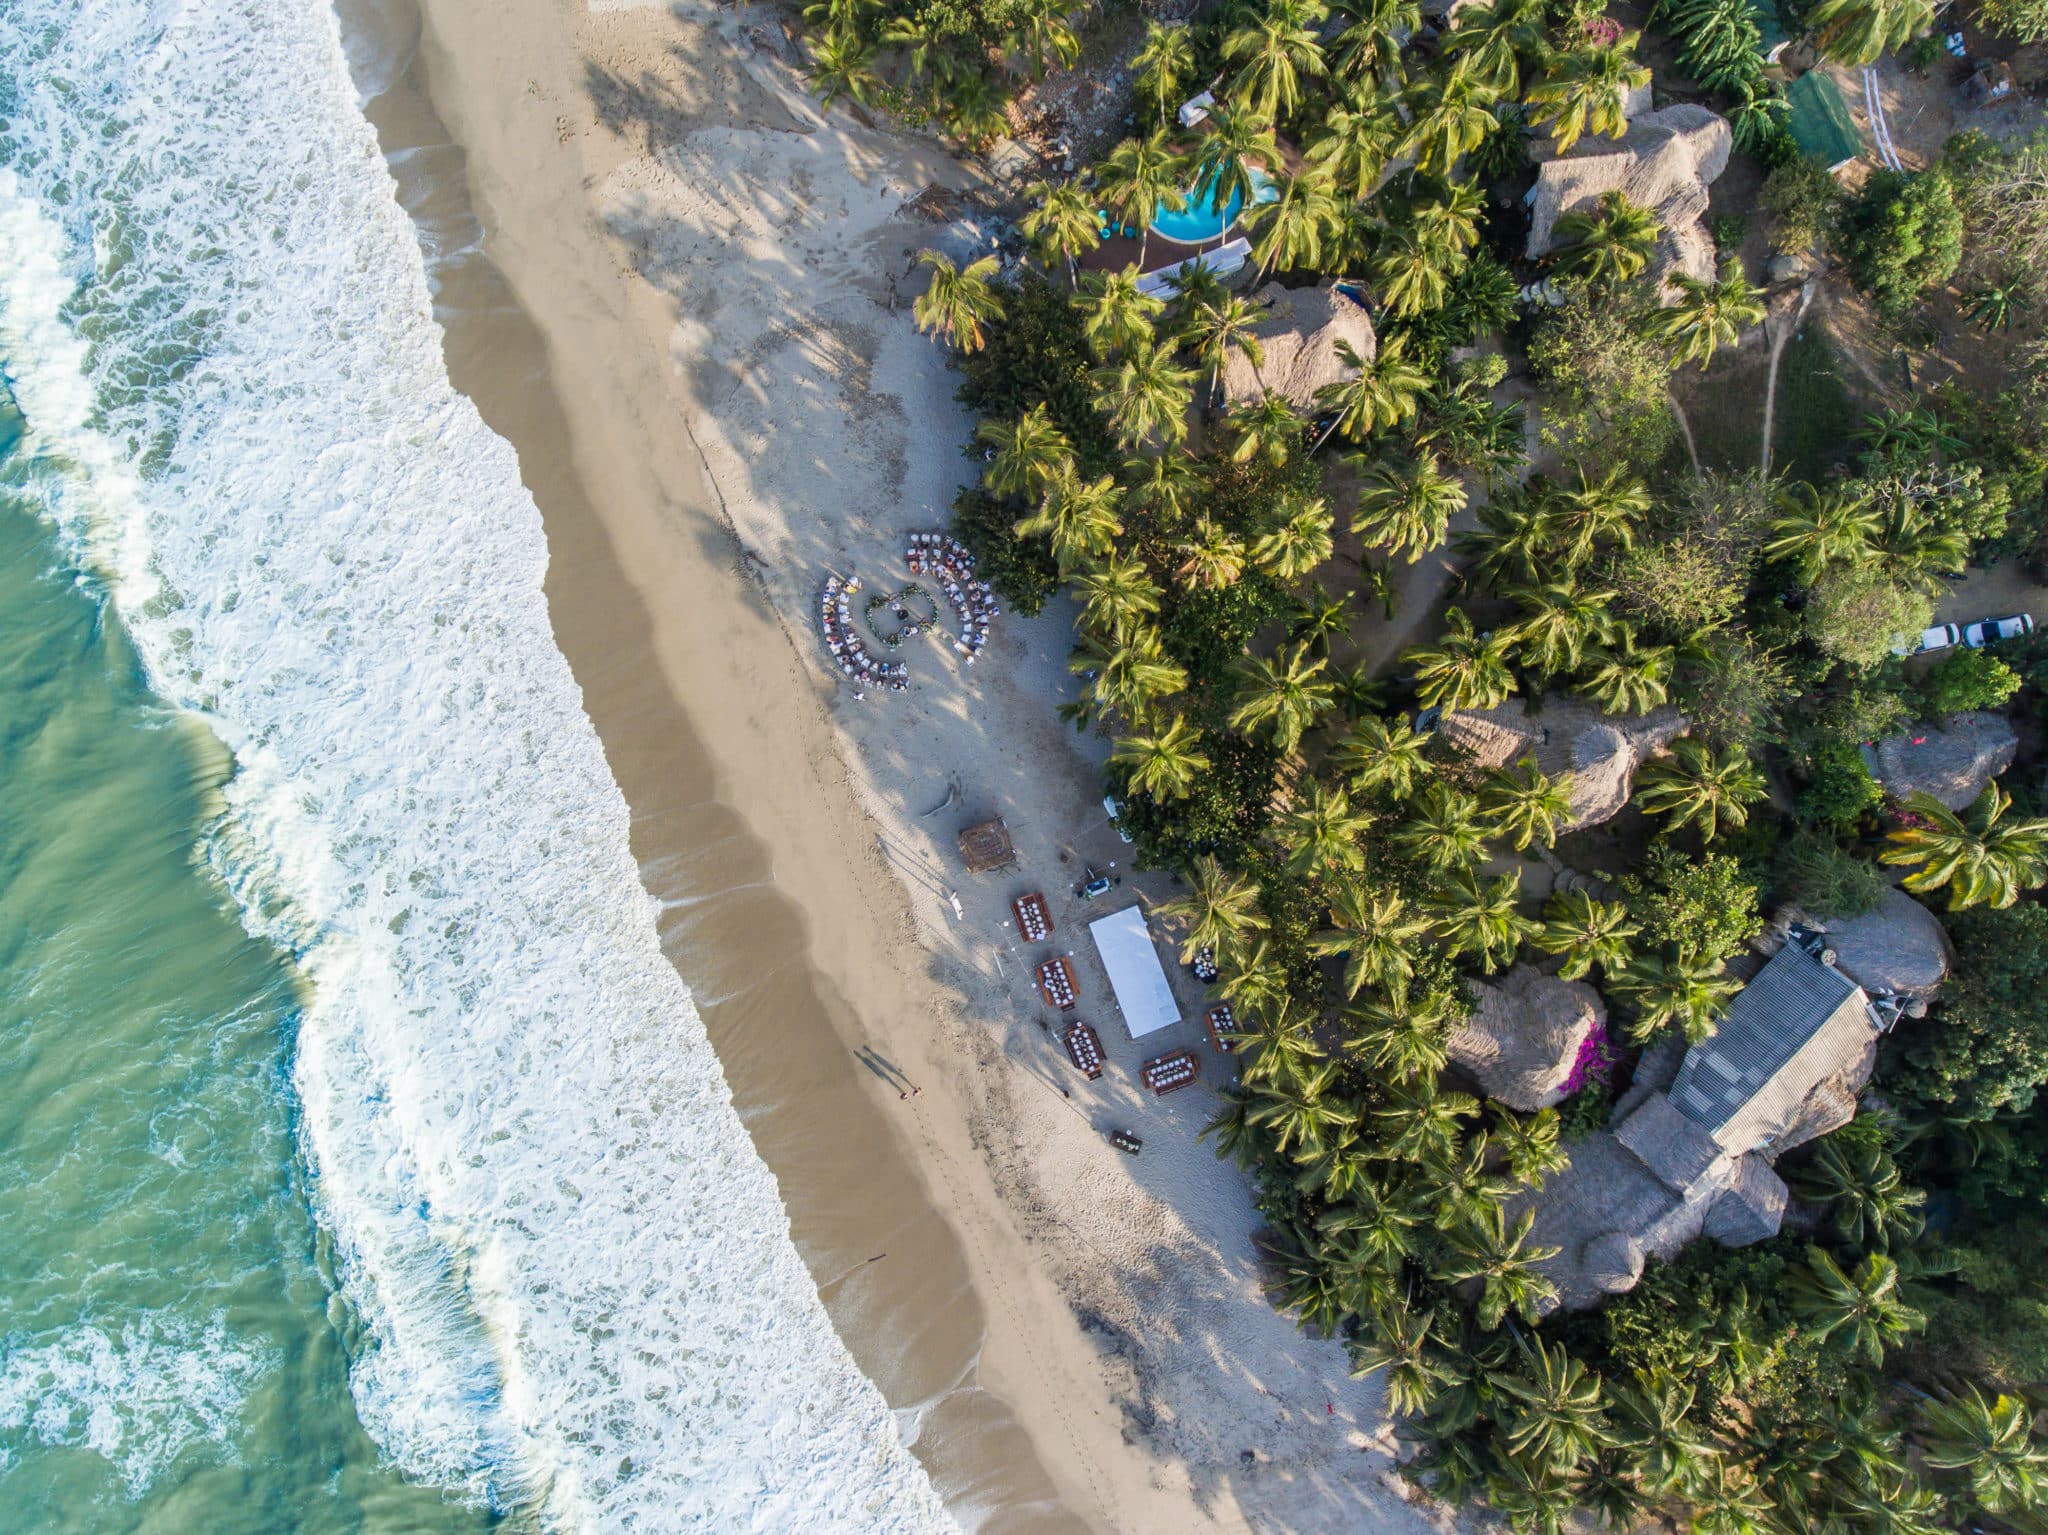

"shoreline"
[343, 0, 1456, 1528]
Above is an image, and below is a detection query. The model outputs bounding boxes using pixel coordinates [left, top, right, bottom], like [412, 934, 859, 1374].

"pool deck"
[1080, 225, 1248, 278]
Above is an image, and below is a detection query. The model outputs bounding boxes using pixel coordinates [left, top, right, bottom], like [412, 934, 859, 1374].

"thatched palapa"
[1525, 104, 1732, 295]
[1870, 711, 2017, 810]
[1219, 282, 1377, 413]
[1450, 965, 1605, 1111]
[1440, 697, 1688, 834]
[1767, 888, 1951, 1003]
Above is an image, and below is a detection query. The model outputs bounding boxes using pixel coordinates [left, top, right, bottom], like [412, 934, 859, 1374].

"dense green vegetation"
[810, 0, 2048, 1527]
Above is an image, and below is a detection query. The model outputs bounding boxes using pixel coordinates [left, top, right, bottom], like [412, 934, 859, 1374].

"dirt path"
[1759, 276, 1820, 478]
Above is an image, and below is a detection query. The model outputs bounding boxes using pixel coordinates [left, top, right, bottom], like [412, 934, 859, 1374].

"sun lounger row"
[1012, 891, 1053, 944]
[904, 533, 998, 660]
[1142, 1049, 1200, 1095]
[1036, 955, 1078, 1012]
[1063, 1022, 1104, 1079]
[820, 575, 907, 694]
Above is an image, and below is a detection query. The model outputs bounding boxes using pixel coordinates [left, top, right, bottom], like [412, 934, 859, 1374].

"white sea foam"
[0, 2, 955, 1528]
[0, 1316, 273, 1497]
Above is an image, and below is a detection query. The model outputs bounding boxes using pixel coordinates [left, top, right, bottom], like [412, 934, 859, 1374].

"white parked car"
[1104, 794, 1134, 843]
[1893, 622, 1962, 657]
[1962, 613, 2034, 648]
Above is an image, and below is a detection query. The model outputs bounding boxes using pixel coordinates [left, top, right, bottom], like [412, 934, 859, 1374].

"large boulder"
[1451, 965, 1605, 1111]
[1772, 888, 1951, 1002]
[1871, 712, 2017, 810]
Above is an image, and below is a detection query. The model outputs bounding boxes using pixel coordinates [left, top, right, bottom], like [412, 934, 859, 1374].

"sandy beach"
[347, 0, 1462, 1527]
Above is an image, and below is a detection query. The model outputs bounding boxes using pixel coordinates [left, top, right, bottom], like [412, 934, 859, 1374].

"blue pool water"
[1150, 169, 1277, 245]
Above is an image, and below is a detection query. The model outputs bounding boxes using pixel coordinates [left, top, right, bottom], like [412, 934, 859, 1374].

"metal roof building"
[1669, 941, 1879, 1155]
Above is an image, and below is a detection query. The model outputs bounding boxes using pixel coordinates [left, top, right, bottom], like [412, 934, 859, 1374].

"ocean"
[0, 1, 952, 1530]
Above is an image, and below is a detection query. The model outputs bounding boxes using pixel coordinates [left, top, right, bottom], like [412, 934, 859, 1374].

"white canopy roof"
[1088, 905, 1181, 1040]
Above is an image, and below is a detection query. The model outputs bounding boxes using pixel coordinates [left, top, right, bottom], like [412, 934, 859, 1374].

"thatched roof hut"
[1450, 965, 1605, 1111]
[1525, 104, 1732, 295]
[1220, 282, 1377, 412]
[1440, 697, 1688, 833]
[1870, 712, 2018, 810]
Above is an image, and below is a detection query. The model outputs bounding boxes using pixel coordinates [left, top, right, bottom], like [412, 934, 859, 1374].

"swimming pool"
[1150, 168, 1277, 245]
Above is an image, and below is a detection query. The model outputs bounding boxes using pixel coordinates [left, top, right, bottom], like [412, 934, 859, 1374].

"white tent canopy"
[1089, 905, 1181, 1040]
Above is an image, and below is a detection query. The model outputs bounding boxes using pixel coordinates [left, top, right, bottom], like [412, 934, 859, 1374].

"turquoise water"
[1149, 169, 1277, 245]
[0, 0, 952, 1527]
[0, 400, 495, 1534]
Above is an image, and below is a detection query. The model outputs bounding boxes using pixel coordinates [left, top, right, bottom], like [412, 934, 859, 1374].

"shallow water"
[0, 0, 950, 1527]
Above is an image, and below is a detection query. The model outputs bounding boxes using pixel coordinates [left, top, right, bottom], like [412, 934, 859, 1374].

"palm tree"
[1373, 1077, 1481, 1165]
[1917, 1386, 2048, 1517]
[1332, 714, 1431, 800]
[940, 69, 1011, 153]
[912, 250, 1004, 352]
[1123, 448, 1203, 528]
[1429, 867, 1533, 973]
[1763, 484, 1879, 578]
[1349, 1305, 1453, 1417]
[1222, 0, 1331, 122]
[1687, 1458, 1776, 1535]
[1535, 889, 1638, 981]
[1964, 282, 2028, 333]
[1008, 0, 1081, 78]
[1111, 715, 1212, 800]
[1478, 755, 1573, 851]
[1315, 886, 1433, 997]
[1608, 1368, 1716, 1498]
[1395, 782, 1490, 873]
[978, 403, 1074, 499]
[1401, 608, 1517, 711]
[1281, 781, 1376, 879]
[1234, 1003, 1328, 1085]
[1368, 226, 1461, 319]
[1071, 551, 1161, 633]
[1131, 18, 1196, 125]
[1188, 103, 1277, 235]
[1076, 268, 1163, 359]
[1202, 1085, 1263, 1167]
[1066, 621, 1188, 724]
[1506, 579, 1617, 676]
[1790, 1248, 1925, 1365]
[1096, 129, 1186, 270]
[1015, 470, 1123, 570]
[1095, 338, 1197, 449]
[1247, 1060, 1358, 1159]
[1549, 190, 1661, 286]
[1303, 82, 1402, 201]
[1183, 294, 1266, 408]
[1311, 334, 1428, 453]
[1444, 0, 1546, 93]
[1485, 1451, 1576, 1535]
[1528, 36, 1649, 154]
[1497, 1335, 1612, 1474]
[1160, 852, 1269, 962]
[1400, 57, 1503, 176]
[1440, 1202, 1560, 1329]
[1790, 1132, 1926, 1251]
[1545, 466, 1648, 567]
[1407, 176, 1487, 256]
[1352, 453, 1468, 562]
[1633, 738, 1767, 841]
[1173, 518, 1250, 589]
[1492, 1106, 1569, 1186]
[1229, 643, 1338, 752]
[1345, 984, 1456, 1080]
[1227, 392, 1309, 467]
[1618, 950, 1738, 1043]
[1253, 499, 1336, 580]
[1245, 166, 1341, 283]
[807, 30, 885, 111]
[1881, 784, 2048, 909]
[1457, 490, 1557, 592]
[1020, 178, 1101, 286]
[1657, 262, 1767, 368]
[1218, 937, 1298, 1020]
[1805, 0, 1936, 65]
[1288, 586, 1352, 654]
[1328, 0, 1420, 79]
[1578, 632, 1673, 715]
